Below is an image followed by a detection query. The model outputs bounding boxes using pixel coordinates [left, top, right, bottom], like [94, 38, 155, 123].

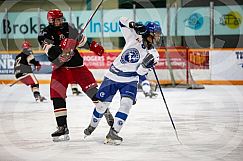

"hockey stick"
[152, 67, 181, 144]
[80, 0, 104, 34]
[9, 68, 37, 87]
[9, 78, 22, 87]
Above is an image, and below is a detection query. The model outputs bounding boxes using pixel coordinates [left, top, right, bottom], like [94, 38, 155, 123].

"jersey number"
[15, 57, 21, 67]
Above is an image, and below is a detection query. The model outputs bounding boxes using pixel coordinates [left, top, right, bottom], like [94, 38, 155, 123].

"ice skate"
[104, 109, 114, 126]
[34, 93, 47, 102]
[144, 90, 158, 98]
[51, 125, 70, 142]
[39, 96, 47, 102]
[104, 128, 123, 145]
[84, 124, 96, 139]
[72, 88, 82, 96]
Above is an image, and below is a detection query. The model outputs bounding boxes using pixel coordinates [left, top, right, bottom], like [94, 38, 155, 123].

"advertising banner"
[81, 49, 209, 70]
[0, 9, 165, 39]
[0, 53, 51, 74]
[0, 54, 15, 74]
[211, 50, 243, 80]
[177, 7, 210, 36]
[1, 6, 243, 39]
[214, 5, 243, 35]
[0, 49, 209, 75]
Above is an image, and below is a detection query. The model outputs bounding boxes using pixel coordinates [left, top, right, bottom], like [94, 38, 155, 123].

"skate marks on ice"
[0, 85, 243, 161]
[168, 86, 243, 161]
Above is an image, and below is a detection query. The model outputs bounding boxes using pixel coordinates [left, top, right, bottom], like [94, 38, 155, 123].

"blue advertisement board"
[0, 53, 52, 74]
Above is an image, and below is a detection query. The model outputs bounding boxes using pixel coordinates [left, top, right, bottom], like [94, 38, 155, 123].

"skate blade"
[150, 95, 158, 99]
[84, 134, 89, 139]
[35, 99, 47, 103]
[73, 92, 83, 96]
[52, 134, 70, 142]
[104, 138, 122, 145]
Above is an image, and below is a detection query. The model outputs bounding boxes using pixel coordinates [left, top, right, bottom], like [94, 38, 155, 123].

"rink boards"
[0, 48, 243, 85]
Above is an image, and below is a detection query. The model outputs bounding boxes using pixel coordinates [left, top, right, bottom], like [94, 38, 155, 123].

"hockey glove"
[59, 38, 77, 63]
[35, 61, 41, 71]
[142, 53, 155, 69]
[58, 49, 75, 63]
[129, 22, 147, 35]
[90, 41, 104, 56]
[60, 38, 78, 52]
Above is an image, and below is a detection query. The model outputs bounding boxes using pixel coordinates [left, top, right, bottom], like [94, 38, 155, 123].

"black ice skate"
[104, 109, 114, 126]
[84, 124, 96, 138]
[72, 88, 82, 96]
[34, 93, 47, 102]
[104, 128, 123, 145]
[144, 90, 158, 98]
[51, 125, 70, 142]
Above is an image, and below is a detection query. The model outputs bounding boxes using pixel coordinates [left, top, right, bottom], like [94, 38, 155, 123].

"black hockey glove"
[142, 53, 155, 69]
[129, 22, 147, 35]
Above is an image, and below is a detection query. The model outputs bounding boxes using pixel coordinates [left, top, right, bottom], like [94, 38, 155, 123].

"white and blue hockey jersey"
[105, 17, 159, 83]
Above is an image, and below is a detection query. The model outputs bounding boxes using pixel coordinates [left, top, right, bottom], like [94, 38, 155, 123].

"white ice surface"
[0, 84, 243, 161]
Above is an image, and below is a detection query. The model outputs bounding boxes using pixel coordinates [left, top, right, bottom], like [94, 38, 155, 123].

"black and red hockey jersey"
[14, 49, 40, 78]
[38, 22, 85, 68]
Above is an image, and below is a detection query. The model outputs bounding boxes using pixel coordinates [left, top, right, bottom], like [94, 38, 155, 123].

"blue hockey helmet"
[145, 22, 162, 35]
[144, 22, 162, 45]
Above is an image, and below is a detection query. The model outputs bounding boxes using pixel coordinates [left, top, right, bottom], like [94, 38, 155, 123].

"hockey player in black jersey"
[38, 9, 114, 142]
[14, 41, 46, 102]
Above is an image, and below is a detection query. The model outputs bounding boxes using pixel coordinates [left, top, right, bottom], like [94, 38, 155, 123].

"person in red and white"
[14, 40, 46, 102]
[37, 9, 114, 142]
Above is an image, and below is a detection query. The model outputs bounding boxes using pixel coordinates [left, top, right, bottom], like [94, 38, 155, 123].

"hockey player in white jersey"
[84, 17, 161, 145]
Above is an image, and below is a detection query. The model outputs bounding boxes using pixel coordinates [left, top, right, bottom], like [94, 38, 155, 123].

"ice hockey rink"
[0, 84, 242, 161]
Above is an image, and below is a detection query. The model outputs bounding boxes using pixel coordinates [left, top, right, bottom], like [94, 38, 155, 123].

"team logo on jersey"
[118, 120, 123, 126]
[93, 118, 98, 123]
[120, 48, 140, 64]
[59, 34, 65, 40]
[99, 92, 105, 98]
